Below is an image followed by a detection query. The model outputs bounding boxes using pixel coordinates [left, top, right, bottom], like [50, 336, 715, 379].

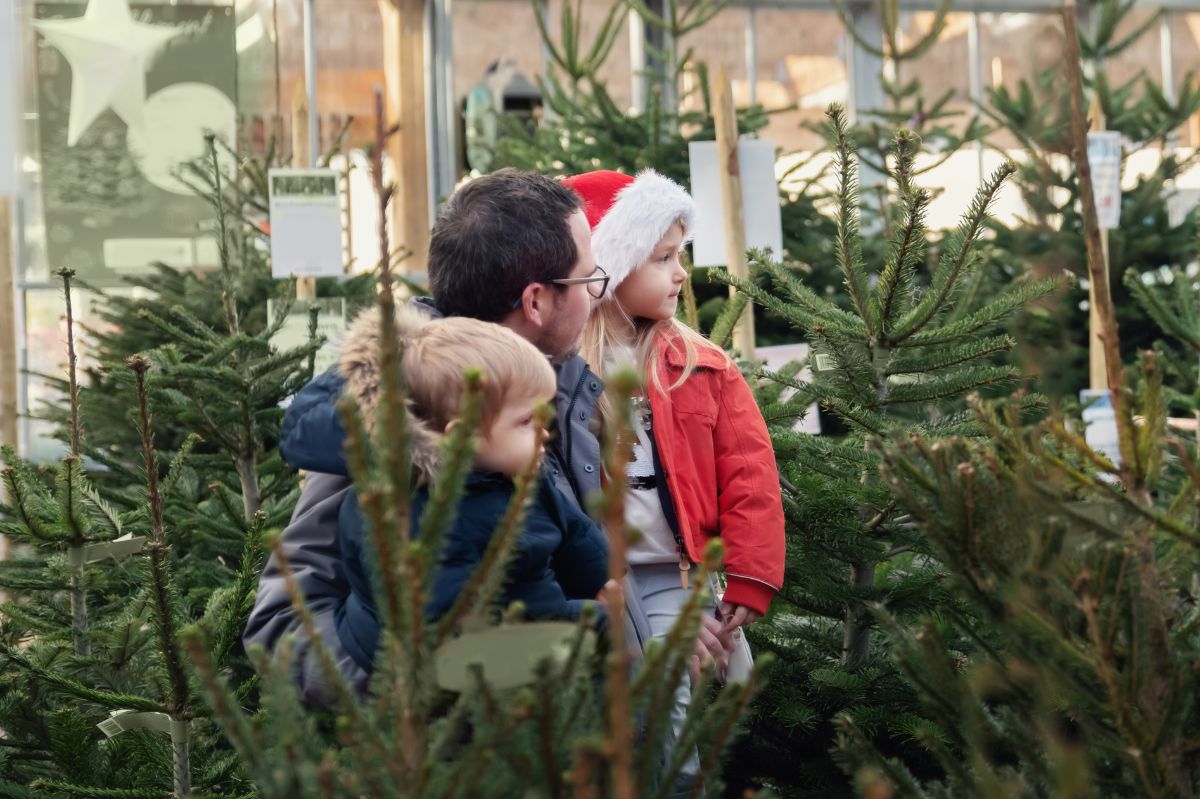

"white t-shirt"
[608, 347, 679, 565]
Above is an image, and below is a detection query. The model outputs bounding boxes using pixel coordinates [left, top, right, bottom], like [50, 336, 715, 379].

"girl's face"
[613, 222, 687, 322]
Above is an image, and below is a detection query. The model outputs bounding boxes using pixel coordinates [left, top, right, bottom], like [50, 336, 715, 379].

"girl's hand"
[719, 602, 761, 631]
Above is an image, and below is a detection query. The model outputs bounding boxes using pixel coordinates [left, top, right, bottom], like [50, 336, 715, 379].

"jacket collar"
[658, 334, 729, 371]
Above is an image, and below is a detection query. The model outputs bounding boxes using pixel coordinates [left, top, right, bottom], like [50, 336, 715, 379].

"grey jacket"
[243, 302, 650, 707]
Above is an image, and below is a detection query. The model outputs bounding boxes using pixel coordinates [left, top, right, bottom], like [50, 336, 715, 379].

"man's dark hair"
[429, 169, 582, 322]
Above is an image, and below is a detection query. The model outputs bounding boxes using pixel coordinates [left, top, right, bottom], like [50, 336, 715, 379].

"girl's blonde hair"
[580, 261, 726, 428]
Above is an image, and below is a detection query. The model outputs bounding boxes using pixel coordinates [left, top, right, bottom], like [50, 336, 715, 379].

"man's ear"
[516, 283, 553, 329]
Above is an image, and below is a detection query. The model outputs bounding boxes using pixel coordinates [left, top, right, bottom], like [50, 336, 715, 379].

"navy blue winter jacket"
[277, 305, 609, 674]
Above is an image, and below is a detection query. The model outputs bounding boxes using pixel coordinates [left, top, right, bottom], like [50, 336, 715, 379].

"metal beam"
[719, 0, 1200, 11]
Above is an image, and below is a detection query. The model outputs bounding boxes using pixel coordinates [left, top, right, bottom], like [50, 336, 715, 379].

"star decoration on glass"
[34, 0, 184, 146]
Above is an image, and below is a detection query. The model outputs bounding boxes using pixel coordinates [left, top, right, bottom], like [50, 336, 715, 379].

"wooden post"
[1064, 0, 1134, 480]
[378, 0, 431, 274]
[0, 197, 16, 562]
[291, 85, 317, 300]
[1087, 93, 1108, 391]
[712, 64, 756, 358]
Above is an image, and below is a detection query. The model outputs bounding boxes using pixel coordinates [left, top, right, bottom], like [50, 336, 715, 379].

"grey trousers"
[629, 562, 708, 786]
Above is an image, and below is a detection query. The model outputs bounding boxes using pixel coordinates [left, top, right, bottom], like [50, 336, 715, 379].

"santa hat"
[562, 169, 695, 299]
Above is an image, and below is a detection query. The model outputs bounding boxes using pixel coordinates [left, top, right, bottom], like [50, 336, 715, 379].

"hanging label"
[1086, 132, 1122, 230]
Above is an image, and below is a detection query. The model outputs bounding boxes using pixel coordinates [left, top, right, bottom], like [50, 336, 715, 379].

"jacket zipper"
[560, 368, 588, 502]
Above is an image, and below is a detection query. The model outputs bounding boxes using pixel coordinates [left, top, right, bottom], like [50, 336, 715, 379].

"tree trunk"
[841, 560, 874, 667]
[70, 567, 90, 657]
[235, 456, 260, 522]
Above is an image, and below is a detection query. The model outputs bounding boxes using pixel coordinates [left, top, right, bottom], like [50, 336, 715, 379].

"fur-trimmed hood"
[337, 304, 443, 482]
[277, 297, 444, 482]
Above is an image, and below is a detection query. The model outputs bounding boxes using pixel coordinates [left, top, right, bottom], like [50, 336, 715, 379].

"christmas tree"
[836, 11, 1200, 791]
[712, 105, 1057, 797]
[0, 133, 362, 798]
[0, 271, 266, 799]
[983, 0, 1200, 396]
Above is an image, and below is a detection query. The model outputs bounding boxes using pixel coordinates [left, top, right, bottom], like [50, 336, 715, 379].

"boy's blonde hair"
[404, 316, 556, 432]
[339, 306, 556, 439]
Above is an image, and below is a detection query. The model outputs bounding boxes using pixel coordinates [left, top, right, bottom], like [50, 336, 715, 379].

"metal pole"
[540, 0, 555, 122]
[1162, 10, 1177, 156]
[968, 11, 984, 182]
[745, 5, 758, 107]
[302, 0, 319, 166]
[629, 7, 646, 113]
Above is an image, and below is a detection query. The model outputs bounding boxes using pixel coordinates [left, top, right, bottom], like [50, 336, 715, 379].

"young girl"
[563, 169, 785, 785]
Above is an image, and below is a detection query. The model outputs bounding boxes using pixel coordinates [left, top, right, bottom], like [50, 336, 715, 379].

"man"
[243, 169, 731, 707]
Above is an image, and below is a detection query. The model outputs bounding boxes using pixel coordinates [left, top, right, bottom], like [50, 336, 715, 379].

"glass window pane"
[679, 7, 747, 115]
[754, 8, 846, 152]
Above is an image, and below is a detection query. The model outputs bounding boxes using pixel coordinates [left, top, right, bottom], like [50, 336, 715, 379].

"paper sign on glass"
[687, 138, 783, 267]
[268, 168, 344, 278]
[1086, 132, 1122, 230]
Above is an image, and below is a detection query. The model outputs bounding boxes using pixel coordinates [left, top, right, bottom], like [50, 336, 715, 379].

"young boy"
[280, 305, 611, 676]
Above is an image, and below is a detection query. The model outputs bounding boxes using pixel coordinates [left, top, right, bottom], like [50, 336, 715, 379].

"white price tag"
[268, 168, 345, 278]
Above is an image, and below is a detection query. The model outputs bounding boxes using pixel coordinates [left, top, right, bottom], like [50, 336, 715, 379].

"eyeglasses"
[510, 265, 610, 310]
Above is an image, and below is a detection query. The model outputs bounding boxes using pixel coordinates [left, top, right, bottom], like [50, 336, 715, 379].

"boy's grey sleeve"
[242, 471, 370, 707]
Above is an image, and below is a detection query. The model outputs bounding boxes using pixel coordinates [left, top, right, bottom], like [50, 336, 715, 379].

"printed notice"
[268, 168, 345, 279]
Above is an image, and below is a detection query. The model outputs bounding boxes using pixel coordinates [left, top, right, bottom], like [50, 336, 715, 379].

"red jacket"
[646, 336, 786, 616]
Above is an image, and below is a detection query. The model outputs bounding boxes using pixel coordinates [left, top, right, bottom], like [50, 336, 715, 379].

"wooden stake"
[1063, 0, 1135, 481]
[379, 0, 431, 274]
[0, 197, 15, 562]
[712, 64, 756, 358]
[1087, 93, 1108, 391]
[292, 85, 317, 300]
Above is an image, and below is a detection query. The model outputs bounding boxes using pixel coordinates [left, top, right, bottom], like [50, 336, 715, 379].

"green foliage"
[1124, 265, 1200, 416]
[716, 106, 1054, 797]
[983, 0, 1200, 397]
[844, 355, 1200, 796]
[0, 137, 340, 799]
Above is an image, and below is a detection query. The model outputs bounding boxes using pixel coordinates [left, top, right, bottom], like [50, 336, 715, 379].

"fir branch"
[206, 512, 267, 668]
[883, 366, 1020, 406]
[433, 428, 544, 641]
[827, 105, 875, 335]
[3, 651, 164, 712]
[707, 292, 751, 351]
[904, 277, 1059, 347]
[716, 265, 867, 340]
[873, 188, 930, 339]
[29, 783, 168, 799]
[885, 335, 1015, 376]
[1124, 268, 1200, 351]
[180, 629, 261, 776]
[1, 465, 60, 542]
[416, 373, 484, 630]
[127, 357, 191, 730]
[891, 162, 1016, 343]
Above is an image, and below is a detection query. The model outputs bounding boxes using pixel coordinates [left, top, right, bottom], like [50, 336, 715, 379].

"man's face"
[534, 210, 597, 359]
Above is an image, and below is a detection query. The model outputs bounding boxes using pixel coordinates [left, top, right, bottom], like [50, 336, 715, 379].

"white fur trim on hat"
[590, 170, 695, 298]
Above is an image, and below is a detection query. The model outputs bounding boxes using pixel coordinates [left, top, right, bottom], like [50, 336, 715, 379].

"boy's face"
[473, 393, 549, 479]
[613, 222, 687, 322]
